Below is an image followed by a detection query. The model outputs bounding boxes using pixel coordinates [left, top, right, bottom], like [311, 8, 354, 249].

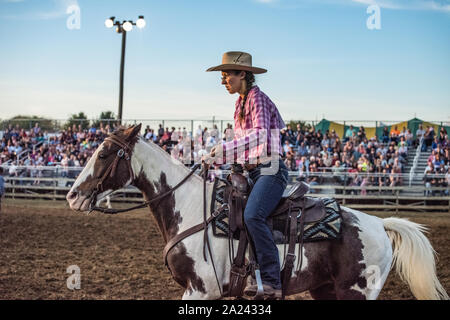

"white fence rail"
[2, 176, 449, 212]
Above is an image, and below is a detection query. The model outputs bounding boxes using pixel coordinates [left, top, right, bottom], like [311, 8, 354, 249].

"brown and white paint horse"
[67, 125, 448, 300]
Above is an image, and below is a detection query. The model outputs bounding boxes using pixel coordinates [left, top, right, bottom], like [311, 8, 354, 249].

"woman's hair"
[229, 70, 255, 122]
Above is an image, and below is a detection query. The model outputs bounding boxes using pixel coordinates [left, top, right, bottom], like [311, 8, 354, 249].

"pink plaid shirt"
[221, 86, 285, 164]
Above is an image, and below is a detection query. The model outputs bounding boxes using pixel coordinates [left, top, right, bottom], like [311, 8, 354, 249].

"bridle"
[88, 134, 132, 213]
[88, 134, 201, 214]
[86, 133, 225, 296]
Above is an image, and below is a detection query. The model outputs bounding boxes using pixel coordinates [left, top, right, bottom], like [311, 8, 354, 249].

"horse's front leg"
[180, 266, 226, 300]
[174, 235, 229, 300]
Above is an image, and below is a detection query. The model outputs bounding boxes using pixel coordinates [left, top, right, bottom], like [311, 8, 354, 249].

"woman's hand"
[201, 153, 215, 165]
[210, 144, 223, 158]
[201, 143, 223, 165]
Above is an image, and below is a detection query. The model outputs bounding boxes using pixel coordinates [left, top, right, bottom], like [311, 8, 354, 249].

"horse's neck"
[131, 138, 213, 241]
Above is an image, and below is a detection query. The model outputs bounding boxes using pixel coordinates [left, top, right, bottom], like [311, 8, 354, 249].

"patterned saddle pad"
[211, 181, 342, 243]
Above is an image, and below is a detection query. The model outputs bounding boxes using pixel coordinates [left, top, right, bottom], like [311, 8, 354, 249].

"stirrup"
[253, 268, 264, 299]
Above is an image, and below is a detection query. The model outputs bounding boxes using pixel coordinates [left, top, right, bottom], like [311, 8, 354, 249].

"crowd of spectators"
[279, 124, 419, 194]
[151, 122, 445, 195]
[1, 122, 113, 183]
[1, 121, 449, 195]
[143, 123, 224, 165]
[1, 123, 42, 164]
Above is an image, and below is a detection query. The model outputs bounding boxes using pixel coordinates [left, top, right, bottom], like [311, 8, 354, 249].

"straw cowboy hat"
[206, 51, 267, 74]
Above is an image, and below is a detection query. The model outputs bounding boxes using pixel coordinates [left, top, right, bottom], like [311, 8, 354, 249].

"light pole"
[105, 16, 146, 125]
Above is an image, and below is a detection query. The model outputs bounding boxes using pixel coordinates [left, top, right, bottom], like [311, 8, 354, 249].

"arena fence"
[3, 175, 449, 213]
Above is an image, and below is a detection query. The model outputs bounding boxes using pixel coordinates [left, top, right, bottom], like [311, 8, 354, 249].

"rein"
[89, 163, 201, 214]
[88, 135, 201, 214]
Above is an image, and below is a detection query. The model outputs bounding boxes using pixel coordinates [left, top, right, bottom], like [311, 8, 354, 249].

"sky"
[0, 0, 449, 124]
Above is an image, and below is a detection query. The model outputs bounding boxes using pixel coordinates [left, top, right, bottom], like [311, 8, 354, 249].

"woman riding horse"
[204, 51, 289, 299]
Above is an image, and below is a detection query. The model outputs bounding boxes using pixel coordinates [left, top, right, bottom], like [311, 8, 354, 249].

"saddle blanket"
[211, 182, 342, 243]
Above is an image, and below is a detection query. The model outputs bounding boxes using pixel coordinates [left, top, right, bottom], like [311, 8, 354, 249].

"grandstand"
[0, 117, 448, 211]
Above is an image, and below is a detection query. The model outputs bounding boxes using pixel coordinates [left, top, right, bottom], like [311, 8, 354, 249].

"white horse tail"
[383, 217, 449, 300]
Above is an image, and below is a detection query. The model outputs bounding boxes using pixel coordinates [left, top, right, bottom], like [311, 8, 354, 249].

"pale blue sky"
[0, 0, 449, 122]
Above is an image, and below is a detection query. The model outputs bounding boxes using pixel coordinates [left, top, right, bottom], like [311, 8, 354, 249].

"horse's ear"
[124, 123, 142, 140]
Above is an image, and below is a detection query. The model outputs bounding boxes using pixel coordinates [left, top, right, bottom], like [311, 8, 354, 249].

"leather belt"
[243, 163, 258, 171]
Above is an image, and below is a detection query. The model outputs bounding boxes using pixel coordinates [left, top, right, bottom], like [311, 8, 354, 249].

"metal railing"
[2, 176, 448, 212]
[409, 136, 424, 187]
[0, 164, 420, 180]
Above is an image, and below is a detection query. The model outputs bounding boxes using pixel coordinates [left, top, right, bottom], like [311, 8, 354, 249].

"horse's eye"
[99, 153, 105, 159]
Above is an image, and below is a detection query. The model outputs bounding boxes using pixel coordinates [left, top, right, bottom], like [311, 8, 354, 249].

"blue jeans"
[244, 159, 289, 289]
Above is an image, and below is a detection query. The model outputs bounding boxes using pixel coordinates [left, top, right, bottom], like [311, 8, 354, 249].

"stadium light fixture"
[123, 21, 133, 32]
[136, 16, 146, 29]
[105, 15, 146, 125]
[105, 16, 115, 28]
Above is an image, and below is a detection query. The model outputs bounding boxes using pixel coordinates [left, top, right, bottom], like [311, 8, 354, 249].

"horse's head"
[66, 124, 142, 211]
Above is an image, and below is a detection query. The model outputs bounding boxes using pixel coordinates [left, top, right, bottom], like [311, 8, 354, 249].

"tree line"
[0, 111, 117, 132]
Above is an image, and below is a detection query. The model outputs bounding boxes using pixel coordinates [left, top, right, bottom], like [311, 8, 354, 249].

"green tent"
[313, 118, 448, 139]
[314, 119, 330, 133]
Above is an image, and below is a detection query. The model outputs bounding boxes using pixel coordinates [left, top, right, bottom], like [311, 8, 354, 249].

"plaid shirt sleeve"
[221, 89, 280, 164]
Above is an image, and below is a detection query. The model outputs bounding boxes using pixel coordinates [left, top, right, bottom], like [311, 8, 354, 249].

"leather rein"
[88, 135, 202, 214]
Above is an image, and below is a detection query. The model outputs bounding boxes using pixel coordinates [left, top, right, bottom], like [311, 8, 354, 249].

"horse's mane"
[135, 136, 205, 183]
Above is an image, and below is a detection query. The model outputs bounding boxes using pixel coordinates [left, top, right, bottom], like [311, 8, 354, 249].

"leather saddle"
[224, 172, 327, 299]
[229, 173, 326, 225]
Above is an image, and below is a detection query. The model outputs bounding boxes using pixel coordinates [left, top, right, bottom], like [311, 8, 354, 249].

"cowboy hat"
[206, 51, 267, 74]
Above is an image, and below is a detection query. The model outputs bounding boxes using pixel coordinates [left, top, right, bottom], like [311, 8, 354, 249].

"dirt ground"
[0, 199, 448, 300]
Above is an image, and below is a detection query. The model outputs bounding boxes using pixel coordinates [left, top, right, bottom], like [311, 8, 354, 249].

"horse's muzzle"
[66, 190, 91, 211]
